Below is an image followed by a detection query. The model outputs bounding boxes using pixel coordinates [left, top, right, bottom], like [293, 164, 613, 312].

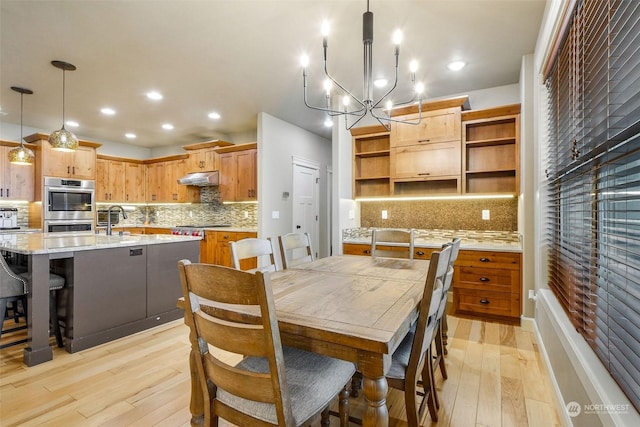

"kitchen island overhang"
[1, 232, 201, 366]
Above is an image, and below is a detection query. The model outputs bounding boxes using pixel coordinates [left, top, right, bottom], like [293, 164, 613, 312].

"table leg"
[362, 375, 389, 427]
[23, 254, 53, 366]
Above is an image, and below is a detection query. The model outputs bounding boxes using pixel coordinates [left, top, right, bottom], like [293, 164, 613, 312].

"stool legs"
[50, 290, 63, 348]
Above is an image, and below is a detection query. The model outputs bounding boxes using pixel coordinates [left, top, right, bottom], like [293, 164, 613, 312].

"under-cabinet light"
[356, 194, 515, 202]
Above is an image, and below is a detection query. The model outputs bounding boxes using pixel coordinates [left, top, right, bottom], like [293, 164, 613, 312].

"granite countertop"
[0, 232, 201, 255]
[103, 225, 257, 233]
[343, 228, 522, 252]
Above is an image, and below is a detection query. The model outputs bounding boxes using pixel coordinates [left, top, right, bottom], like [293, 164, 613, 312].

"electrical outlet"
[272, 210, 279, 219]
[349, 210, 355, 219]
[482, 209, 490, 220]
[244, 211, 249, 219]
[382, 210, 388, 219]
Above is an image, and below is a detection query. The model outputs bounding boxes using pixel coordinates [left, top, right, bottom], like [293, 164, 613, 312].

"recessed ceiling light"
[146, 91, 163, 100]
[208, 112, 221, 119]
[448, 61, 466, 71]
[162, 123, 174, 130]
[101, 107, 116, 115]
[125, 133, 136, 139]
[66, 120, 79, 127]
[374, 78, 388, 88]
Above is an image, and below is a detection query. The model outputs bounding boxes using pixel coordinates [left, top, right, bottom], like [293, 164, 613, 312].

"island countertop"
[0, 232, 202, 255]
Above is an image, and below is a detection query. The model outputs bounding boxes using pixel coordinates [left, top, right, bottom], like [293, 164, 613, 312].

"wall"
[257, 112, 331, 263]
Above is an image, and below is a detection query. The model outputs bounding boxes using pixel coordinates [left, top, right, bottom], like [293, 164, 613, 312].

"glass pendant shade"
[48, 127, 78, 152]
[49, 60, 78, 151]
[8, 86, 35, 165]
[8, 144, 35, 165]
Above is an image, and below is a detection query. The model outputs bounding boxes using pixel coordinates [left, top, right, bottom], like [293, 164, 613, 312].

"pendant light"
[48, 60, 78, 152]
[8, 86, 35, 165]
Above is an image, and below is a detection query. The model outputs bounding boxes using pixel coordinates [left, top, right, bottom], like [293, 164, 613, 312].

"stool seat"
[18, 272, 65, 291]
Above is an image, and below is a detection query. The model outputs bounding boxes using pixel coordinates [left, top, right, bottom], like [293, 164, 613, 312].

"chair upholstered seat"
[18, 272, 65, 291]
[218, 346, 356, 425]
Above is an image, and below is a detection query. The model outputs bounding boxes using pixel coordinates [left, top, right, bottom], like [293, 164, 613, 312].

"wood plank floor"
[0, 315, 562, 426]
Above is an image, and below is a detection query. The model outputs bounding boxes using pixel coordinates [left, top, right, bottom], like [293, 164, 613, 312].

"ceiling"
[0, 0, 547, 148]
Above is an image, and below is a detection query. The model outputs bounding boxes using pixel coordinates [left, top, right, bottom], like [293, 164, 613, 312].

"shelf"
[355, 179, 390, 197]
[355, 176, 391, 181]
[465, 171, 516, 194]
[394, 178, 460, 195]
[466, 169, 516, 175]
[355, 150, 390, 158]
[464, 137, 516, 147]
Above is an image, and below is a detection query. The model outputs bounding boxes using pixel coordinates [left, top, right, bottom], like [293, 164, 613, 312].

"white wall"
[450, 83, 521, 110]
[257, 112, 331, 265]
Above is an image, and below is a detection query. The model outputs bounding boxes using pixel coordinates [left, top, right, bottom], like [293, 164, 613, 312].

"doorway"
[292, 158, 320, 259]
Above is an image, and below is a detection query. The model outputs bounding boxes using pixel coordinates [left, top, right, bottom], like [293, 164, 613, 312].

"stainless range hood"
[177, 171, 220, 186]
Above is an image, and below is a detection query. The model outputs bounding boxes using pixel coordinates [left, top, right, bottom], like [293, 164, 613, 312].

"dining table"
[178, 254, 432, 427]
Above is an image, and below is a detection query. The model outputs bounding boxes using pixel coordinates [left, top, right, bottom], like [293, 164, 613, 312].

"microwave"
[97, 210, 121, 226]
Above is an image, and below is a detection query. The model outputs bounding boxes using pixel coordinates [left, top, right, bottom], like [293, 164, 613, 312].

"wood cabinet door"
[235, 149, 257, 201]
[392, 141, 461, 179]
[214, 231, 236, 267]
[108, 160, 126, 201]
[41, 143, 74, 177]
[0, 146, 34, 200]
[218, 152, 236, 201]
[200, 231, 217, 263]
[146, 163, 162, 202]
[71, 146, 97, 179]
[392, 109, 461, 147]
[96, 159, 109, 201]
[125, 163, 146, 202]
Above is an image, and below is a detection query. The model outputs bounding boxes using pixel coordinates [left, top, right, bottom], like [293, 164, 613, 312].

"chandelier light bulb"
[342, 95, 350, 106]
[409, 60, 419, 73]
[415, 82, 425, 95]
[385, 100, 393, 112]
[321, 20, 330, 37]
[300, 54, 309, 68]
[323, 79, 332, 95]
[393, 29, 403, 45]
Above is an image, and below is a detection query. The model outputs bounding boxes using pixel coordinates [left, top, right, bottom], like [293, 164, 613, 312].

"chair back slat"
[278, 233, 314, 269]
[178, 260, 294, 426]
[371, 229, 415, 259]
[231, 238, 278, 273]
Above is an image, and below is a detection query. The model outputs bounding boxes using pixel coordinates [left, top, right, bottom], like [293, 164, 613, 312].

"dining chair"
[432, 237, 461, 383]
[385, 244, 452, 426]
[278, 232, 314, 269]
[230, 237, 278, 273]
[371, 229, 415, 259]
[0, 254, 65, 349]
[178, 260, 355, 427]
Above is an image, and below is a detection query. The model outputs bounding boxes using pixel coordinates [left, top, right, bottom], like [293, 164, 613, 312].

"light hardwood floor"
[0, 315, 563, 426]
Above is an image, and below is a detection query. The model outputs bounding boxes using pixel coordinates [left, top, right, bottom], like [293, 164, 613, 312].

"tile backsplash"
[360, 198, 517, 231]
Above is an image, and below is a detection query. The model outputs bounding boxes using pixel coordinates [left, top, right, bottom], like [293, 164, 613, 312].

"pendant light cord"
[20, 92, 24, 144]
[61, 69, 66, 130]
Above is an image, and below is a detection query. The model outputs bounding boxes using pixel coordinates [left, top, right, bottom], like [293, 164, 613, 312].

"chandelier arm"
[370, 102, 423, 125]
[371, 51, 400, 111]
[323, 62, 367, 111]
[345, 110, 370, 130]
[303, 72, 365, 116]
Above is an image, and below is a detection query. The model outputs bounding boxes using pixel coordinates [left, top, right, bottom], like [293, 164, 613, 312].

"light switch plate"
[482, 209, 490, 220]
[382, 210, 388, 219]
[272, 210, 280, 219]
[348, 210, 355, 219]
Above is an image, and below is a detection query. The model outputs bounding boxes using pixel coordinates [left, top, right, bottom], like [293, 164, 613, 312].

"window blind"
[544, 0, 640, 411]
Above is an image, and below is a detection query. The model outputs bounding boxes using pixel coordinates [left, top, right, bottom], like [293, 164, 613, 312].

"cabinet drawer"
[391, 141, 461, 179]
[392, 109, 461, 147]
[456, 250, 520, 270]
[456, 266, 518, 292]
[455, 288, 520, 318]
[343, 243, 371, 256]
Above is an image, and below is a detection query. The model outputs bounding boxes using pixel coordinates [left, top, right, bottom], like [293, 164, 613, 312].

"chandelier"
[7, 86, 35, 165]
[49, 60, 79, 152]
[301, 0, 424, 130]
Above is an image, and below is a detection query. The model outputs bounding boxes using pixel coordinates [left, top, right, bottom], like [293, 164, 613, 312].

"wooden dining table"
[178, 255, 431, 427]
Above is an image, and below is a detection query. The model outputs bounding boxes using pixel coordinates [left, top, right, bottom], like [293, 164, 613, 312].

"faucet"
[106, 205, 128, 236]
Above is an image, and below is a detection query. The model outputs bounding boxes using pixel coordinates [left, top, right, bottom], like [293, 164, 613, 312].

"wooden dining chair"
[385, 244, 452, 426]
[178, 260, 355, 427]
[432, 238, 461, 384]
[230, 237, 278, 273]
[371, 229, 415, 259]
[278, 232, 314, 269]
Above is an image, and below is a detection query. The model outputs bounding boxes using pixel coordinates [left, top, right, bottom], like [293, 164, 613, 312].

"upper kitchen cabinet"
[0, 142, 35, 201]
[145, 155, 199, 203]
[96, 155, 146, 203]
[24, 133, 99, 181]
[216, 143, 257, 202]
[462, 105, 520, 195]
[182, 140, 233, 173]
[390, 97, 468, 196]
[352, 125, 391, 198]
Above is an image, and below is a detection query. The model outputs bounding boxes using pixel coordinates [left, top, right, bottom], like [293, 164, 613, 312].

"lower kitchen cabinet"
[343, 243, 435, 260]
[201, 230, 258, 268]
[453, 250, 521, 320]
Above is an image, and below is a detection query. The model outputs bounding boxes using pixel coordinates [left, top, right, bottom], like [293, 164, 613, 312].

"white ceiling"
[0, 0, 547, 148]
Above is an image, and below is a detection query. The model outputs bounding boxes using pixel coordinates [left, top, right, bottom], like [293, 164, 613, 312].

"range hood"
[177, 171, 220, 186]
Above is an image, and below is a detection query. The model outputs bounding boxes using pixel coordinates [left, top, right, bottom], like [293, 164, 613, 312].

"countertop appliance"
[97, 209, 121, 226]
[171, 224, 232, 237]
[0, 208, 19, 230]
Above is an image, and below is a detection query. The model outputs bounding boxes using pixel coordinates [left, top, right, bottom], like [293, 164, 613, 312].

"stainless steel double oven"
[43, 177, 95, 234]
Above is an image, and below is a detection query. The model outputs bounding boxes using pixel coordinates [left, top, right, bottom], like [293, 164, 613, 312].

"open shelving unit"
[462, 105, 520, 195]
[352, 126, 391, 198]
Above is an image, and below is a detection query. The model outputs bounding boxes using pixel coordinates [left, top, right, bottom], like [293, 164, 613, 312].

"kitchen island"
[0, 232, 200, 366]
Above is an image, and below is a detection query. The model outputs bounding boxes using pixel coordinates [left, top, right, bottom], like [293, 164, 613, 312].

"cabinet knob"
[416, 251, 425, 256]
[479, 277, 490, 282]
[479, 299, 490, 305]
[479, 257, 490, 262]
[364, 249, 371, 254]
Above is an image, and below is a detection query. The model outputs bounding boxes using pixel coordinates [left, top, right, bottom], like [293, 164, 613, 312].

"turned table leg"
[362, 375, 389, 427]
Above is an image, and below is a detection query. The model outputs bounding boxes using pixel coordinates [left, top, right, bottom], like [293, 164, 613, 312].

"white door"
[292, 162, 319, 259]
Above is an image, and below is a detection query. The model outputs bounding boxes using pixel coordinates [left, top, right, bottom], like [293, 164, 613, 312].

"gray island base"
[1, 233, 200, 366]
